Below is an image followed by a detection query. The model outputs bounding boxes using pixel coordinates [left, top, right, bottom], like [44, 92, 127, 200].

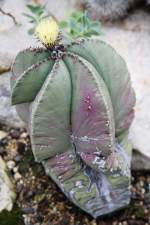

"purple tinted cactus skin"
[11, 37, 135, 218]
[68, 39, 135, 137]
[64, 53, 115, 169]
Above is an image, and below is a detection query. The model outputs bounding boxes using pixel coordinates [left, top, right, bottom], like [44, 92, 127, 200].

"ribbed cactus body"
[11, 38, 135, 218]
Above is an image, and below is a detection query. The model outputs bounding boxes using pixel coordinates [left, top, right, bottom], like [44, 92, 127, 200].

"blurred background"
[0, 0, 150, 224]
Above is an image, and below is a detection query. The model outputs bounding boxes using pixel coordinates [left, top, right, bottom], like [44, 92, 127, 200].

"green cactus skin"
[11, 37, 135, 218]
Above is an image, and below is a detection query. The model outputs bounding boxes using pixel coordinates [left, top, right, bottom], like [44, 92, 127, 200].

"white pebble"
[20, 132, 28, 139]
[13, 166, 18, 173]
[140, 180, 144, 187]
[141, 188, 145, 194]
[19, 179, 24, 184]
[7, 160, 15, 169]
[122, 221, 128, 225]
[14, 172, 22, 181]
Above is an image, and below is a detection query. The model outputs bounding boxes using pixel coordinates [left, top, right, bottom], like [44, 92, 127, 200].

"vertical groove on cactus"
[63, 56, 74, 135]
[64, 53, 115, 171]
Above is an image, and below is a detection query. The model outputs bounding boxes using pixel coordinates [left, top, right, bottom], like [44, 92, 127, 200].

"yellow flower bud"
[35, 17, 59, 47]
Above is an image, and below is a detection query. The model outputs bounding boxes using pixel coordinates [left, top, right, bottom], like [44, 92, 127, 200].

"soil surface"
[0, 124, 149, 225]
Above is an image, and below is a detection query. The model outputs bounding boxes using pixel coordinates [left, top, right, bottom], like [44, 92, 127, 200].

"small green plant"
[59, 11, 103, 38]
[24, 3, 102, 38]
[0, 206, 24, 225]
[24, 3, 48, 35]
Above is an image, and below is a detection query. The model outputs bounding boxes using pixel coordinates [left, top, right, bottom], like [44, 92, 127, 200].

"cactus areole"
[11, 17, 136, 218]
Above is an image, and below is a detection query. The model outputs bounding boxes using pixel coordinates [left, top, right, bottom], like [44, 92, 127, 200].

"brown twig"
[0, 7, 18, 25]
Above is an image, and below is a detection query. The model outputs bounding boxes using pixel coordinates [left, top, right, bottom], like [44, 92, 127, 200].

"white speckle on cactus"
[106, 120, 110, 126]
[92, 156, 106, 168]
[75, 181, 83, 188]
[71, 135, 99, 143]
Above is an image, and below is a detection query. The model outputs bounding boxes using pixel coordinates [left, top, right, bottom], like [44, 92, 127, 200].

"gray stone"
[0, 130, 7, 139]
[0, 53, 12, 74]
[132, 150, 150, 171]
[84, 0, 149, 21]
[45, 0, 78, 20]
[0, 156, 16, 212]
[0, 72, 25, 127]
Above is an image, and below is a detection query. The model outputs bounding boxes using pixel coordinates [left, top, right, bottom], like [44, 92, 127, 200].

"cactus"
[11, 17, 135, 218]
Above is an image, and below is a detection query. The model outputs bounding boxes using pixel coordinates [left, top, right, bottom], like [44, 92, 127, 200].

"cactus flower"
[35, 17, 59, 47]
